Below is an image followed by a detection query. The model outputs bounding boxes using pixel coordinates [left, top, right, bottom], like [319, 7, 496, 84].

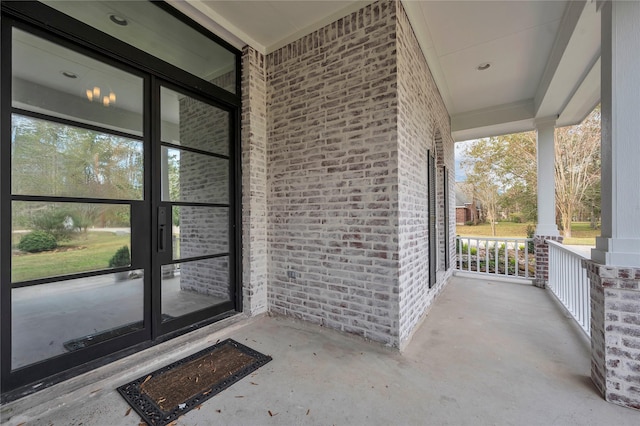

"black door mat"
[63, 315, 173, 351]
[117, 338, 272, 426]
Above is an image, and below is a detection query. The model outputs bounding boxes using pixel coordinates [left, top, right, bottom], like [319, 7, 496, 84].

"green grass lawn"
[11, 231, 130, 283]
[456, 222, 534, 238]
[457, 221, 598, 245]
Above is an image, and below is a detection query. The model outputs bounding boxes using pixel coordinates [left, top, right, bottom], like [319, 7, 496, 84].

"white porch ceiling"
[170, 0, 601, 141]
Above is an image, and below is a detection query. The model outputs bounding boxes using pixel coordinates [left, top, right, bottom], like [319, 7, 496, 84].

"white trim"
[166, 0, 261, 52]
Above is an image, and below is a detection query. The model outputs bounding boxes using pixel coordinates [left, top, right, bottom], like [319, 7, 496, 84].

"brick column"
[533, 235, 563, 288]
[241, 46, 268, 316]
[584, 2, 640, 410]
[583, 261, 640, 410]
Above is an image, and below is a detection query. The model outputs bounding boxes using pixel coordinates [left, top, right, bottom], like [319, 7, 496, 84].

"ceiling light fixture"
[86, 86, 116, 107]
[109, 14, 128, 26]
[477, 62, 491, 71]
[61, 71, 77, 79]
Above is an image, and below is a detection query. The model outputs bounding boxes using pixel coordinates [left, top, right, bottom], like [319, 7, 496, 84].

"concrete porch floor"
[4, 276, 639, 425]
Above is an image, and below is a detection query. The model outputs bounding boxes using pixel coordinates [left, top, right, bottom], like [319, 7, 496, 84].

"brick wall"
[396, 3, 455, 347]
[534, 235, 563, 288]
[587, 262, 607, 396]
[258, 0, 455, 348]
[210, 70, 236, 94]
[241, 46, 269, 315]
[456, 207, 468, 225]
[266, 0, 401, 346]
[584, 260, 640, 410]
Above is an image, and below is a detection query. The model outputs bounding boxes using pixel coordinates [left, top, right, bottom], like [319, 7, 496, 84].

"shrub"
[459, 243, 477, 256]
[526, 224, 536, 253]
[509, 214, 522, 223]
[32, 208, 81, 241]
[17, 231, 57, 253]
[109, 246, 131, 268]
[464, 221, 474, 226]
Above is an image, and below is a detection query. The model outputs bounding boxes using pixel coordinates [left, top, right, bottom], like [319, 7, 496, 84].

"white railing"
[547, 240, 590, 337]
[456, 236, 534, 279]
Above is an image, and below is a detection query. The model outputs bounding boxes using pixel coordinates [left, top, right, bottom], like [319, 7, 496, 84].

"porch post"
[533, 117, 562, 288]
[585, 0, 640, 411]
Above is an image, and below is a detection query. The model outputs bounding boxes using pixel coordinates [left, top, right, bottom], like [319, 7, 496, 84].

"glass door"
[155, 84, 235, 335]
[5, 25, 151, 386]
[1, 3, 240, 396]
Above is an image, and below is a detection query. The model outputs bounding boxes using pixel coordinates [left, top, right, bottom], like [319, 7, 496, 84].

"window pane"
[11, 114, 143, 200]
[162, 147, 228, 204]
[161, 87, 229, 156]
[12, 273, 144, 369]
[161, 257, 230, 319]
[12, 28, 143, 136]
[43, 1, 237, 93]
[173, 206, 228, 260]
[12, 201, 131, 282]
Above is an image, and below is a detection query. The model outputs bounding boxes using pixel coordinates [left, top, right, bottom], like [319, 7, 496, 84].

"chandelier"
[86, 86, 116, 107]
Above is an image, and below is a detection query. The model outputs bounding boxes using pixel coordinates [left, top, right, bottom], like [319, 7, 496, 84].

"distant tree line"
[460, 106, 601, 237]
[11, 114, 143, 248]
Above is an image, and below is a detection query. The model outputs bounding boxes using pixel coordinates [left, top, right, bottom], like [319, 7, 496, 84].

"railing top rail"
[456, 236, 533, 242]
[546, 239, 589, 259]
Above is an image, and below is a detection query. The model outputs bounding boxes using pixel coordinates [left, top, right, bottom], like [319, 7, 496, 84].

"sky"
[454, 140, 474, 182]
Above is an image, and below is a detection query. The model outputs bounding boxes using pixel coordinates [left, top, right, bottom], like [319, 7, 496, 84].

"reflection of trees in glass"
[167, 151, 181, 226]
[13, 202, 131, 237]
[167, 150, 180, 201]
[11, 114, 143, 201]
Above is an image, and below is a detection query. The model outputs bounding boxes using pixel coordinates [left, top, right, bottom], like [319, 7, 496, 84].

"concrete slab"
[3, 276, 639, 425]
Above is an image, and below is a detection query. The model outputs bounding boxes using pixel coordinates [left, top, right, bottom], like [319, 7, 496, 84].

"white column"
[535, 117, 559, 236]
[592, 0, 640, 267]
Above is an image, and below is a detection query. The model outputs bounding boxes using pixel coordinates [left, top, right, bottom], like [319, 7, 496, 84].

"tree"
[11, 114, 143, 229]
[493, 132, 537, 221]
[461, 139, 507, 236]
[554, 107, 601, 237]
[460, 107, 601, 238]
[12, 115, 143, 201]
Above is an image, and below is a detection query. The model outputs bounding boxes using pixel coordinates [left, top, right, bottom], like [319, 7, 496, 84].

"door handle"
[158, 206, 166, 252]
[159, 225, 166, 252]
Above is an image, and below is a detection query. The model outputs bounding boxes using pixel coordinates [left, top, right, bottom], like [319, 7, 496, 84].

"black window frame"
[1, 0, 243, 400]
[427, 150, 437, 289]
[443, 166, 450, 270]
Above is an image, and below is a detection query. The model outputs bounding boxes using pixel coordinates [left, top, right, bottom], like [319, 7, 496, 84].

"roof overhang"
[168, 1, 601, 142]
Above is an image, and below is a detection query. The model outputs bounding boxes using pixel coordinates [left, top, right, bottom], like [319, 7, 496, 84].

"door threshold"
[1, 312, 258, 424]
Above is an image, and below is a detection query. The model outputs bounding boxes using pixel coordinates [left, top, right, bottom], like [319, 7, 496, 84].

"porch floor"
[6, 276, 640, 425]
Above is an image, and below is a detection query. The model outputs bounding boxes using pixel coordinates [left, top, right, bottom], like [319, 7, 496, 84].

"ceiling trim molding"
[557, 57, 601, 127]
[451, 100, 537, 142]
[534, 1, 586, 114]
[452, 119, 536, 143]
[452, 99, 534, 132]
[534, 0, 600, 123]
[166, 0, 262, 52]
[534, 116, 558, 127]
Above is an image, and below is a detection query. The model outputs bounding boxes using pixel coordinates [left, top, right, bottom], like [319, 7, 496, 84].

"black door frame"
[1, 0, 242, 400]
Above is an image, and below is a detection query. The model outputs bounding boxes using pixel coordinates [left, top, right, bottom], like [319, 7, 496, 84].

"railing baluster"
[455, 236, 534, 281]
[546, 240, 591, 338]
[485, 238, 489, 274]
[515, 241, 520, 278]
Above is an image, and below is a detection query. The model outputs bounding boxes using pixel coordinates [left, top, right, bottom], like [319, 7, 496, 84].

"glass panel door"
[157, 85, 233, 327]
[7, 27, 149, 375]
[2, 4, 240, 396]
